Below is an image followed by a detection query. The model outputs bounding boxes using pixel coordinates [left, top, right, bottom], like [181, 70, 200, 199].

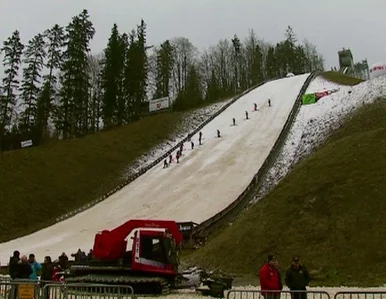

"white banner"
[149, 97, 169, 112]
[21, 140, 33, 148]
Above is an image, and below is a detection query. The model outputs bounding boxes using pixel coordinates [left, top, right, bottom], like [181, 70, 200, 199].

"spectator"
[9, 250, 20, 279]
[28, 254, 42, 281]
[81, 251, 87, 262]
[16, 255, 32, 279]
[58, 252, 68, 269]
[52, 264, 64, 282]
[41, 256, 54, 299]
[285, 257, 311, 299]
[41, 256, 54, 281]
[71, 249, 83, 262]
[87, 249, 94, 261]
[259, 254, 281, 299]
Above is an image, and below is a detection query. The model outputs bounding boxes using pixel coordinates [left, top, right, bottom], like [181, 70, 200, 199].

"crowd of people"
[7, 248, 93, 282]
[163, 99, 272, 169]
[259, 255, 311, 299]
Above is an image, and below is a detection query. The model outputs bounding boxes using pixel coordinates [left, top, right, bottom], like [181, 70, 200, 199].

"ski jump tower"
[338, 48, 369, 80]
[338, 48, 354, 74]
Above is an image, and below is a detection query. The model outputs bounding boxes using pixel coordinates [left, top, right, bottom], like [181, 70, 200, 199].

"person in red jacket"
[259, 254, 282, 299]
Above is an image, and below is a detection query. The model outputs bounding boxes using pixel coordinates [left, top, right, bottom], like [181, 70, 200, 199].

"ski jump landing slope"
[0, 74, 309, 264]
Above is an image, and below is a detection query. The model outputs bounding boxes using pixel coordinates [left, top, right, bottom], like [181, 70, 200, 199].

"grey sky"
[0, 0, 385, 70]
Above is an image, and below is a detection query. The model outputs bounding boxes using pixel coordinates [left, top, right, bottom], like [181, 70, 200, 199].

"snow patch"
[124, 99, 234, 177]
[252, 75, 386, 204]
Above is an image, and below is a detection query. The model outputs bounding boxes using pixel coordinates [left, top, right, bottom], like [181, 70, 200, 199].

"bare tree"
[170, 37, 197, 98]
[302, 38, 325, 72]
[87, 52, 104, 132]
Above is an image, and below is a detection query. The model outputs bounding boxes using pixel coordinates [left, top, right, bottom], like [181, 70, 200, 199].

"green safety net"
[302, 93, 316, 105]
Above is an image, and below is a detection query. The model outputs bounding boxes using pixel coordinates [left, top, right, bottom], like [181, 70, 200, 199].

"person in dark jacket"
[87, 249, 94, 261]
[71, 249, 83, 262]
[41, 256, 54, 299]
[9, 250, 20, 279]
[41, 256, 54, 281]
[16, 255, 32, 279]
[285, 257, 311, 299]
[58, 252, 68, 269]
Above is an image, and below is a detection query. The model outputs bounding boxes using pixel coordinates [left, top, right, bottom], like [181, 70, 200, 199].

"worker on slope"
[217, 129, 221, 138]
[268, 98, 271, 107]
[176, 150, 180, 163]
[191, 140, 194, 150]
[259, 254, 282, 299]
[245, 111, 249, 120]
[180, 142, 184, 154]
[254, 103, 258, 111]
[169, 154, 173, 164]
[232, 118, 236, 126]
[285, 257, 311, 299]
[199, 131, 203, 145]
[163, 159, 169, 168]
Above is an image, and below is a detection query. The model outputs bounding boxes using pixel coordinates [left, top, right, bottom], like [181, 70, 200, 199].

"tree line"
[0, 9, 324, 151]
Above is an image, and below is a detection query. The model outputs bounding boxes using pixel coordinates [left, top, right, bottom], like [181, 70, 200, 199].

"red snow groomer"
[64, 219, 183, 295]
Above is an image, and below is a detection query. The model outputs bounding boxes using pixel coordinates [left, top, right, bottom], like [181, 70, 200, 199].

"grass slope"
[321, 71, 364, 86]
[0, 111, 192, 242]
[187, 100, 386, 287]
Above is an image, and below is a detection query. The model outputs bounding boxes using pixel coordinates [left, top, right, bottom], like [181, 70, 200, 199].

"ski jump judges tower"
[338, 48, 369, 80]
[338, 48, 354, 74]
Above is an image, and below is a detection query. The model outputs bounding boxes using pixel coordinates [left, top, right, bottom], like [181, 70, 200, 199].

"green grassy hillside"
[0, 108, 203, 242]
[322, 71, 364, 86]
[186, 100, 386, 287]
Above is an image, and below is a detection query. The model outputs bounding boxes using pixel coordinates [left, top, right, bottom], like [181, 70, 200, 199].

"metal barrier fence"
[227, 290, 330, 299]
[334, 292, 386, 299]
[0, 281, 134, 299]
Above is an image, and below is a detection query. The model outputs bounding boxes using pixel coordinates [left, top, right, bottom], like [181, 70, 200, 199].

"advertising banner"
[149, 97, 170, 112]
[302, 93, 316, 105]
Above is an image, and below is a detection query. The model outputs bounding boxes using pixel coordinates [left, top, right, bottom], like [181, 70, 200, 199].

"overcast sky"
[0, 0, 385, 70]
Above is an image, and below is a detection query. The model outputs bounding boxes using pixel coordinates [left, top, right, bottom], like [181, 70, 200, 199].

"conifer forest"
[0, 9, 324, 151]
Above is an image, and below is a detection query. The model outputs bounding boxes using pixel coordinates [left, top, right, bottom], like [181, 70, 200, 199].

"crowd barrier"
[55, 79, 274, 224]
[191, 71, 319, 240]
[227, 290, 330, 299]
[0, 280, 135, 299]
[334, 291, 386, 299]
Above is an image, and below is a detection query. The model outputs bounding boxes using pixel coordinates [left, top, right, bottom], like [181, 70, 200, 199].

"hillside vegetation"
[187, 100, 386, 287]
[0, 111, 191, 242]
[322, 71, 364, 86]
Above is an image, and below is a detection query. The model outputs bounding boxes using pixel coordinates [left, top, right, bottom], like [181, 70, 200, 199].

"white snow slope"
[0, 73, 309, 264]
[251, 74, 386, 204]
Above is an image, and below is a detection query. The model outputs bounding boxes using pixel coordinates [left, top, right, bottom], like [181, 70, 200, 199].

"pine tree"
[101, 23, 124, 128]
[205, 70, 219, 102]
[265, 46, 277, 79]
[19, 33, 46, 137]
[115, 33, 128, 126]
[174, 64, 202, 110]
[231, 34, 241, 93]
[58, 9, 95, 139]
[124, 20, 148, 122]
[135, 19, 148, 120]
[38, 24, 65, 142]
[0, 30, 24, 148]
[154, 40, 174, 99]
